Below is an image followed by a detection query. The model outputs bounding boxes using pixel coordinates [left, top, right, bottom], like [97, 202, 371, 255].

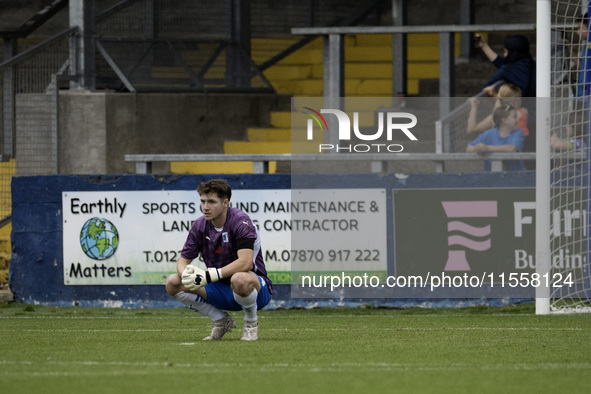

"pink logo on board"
[441, 201, 498, 271]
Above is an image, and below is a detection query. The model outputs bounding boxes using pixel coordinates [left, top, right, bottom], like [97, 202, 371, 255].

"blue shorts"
[204, 275, 271, 311]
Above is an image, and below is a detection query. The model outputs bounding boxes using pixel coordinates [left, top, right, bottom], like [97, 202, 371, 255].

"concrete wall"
[57, 92, 276, 174]
[59, 91, 108, 174]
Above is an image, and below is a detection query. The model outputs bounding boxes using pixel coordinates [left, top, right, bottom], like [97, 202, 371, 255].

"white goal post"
[537, 0, 591, 313]
[536, 0, 552, 315]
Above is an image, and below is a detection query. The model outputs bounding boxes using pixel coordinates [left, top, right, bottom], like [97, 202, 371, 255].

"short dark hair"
[493, 105, 515, 127]
[197, 179, 232, 201]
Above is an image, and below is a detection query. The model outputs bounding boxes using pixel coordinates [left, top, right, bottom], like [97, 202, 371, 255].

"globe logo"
[80, 217, 119, 260]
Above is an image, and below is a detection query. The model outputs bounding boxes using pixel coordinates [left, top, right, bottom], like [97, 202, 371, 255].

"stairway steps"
[263, 65, 315, 80]
[270, 112, 291, 128]
[247, 128, 292, 142]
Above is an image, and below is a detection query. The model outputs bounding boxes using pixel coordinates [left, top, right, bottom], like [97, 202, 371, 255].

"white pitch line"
[1, 359, 591, 376]
[0, 316, 148, 319]
[0, 326, 586, 334]
[0, 328, 201, 333]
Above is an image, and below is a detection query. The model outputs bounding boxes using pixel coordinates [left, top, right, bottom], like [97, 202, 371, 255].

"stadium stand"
[171, 32, 462, 174]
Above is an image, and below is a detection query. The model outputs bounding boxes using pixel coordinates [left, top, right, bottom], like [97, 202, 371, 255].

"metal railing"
[435, 82, 507, 162]
[125, 152, 541, 174]
[0, 0, 68, 39]
[96, 38, 275, 93]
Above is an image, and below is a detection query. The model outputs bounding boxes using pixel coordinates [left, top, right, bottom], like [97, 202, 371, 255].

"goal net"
[545, 0, 591, 312]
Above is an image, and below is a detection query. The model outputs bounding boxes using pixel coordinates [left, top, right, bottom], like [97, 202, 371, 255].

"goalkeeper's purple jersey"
[180, 207, 273, 293]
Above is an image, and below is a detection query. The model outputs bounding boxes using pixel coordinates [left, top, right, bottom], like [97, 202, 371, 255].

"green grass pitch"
[1, 302, 590, 394]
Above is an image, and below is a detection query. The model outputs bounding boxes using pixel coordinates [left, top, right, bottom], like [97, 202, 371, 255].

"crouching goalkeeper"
[165, 179, 273, 341]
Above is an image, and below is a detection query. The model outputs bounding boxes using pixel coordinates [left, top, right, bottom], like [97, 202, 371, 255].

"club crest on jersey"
[222, 232, 229, 242]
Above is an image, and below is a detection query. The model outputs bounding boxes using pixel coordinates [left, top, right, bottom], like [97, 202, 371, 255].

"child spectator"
[466, 105, 526, 171]
[466, 83, 529, 137]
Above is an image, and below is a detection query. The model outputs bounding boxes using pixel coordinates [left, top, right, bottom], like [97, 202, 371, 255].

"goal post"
[538, 0, 591, 313]
[536, 0, 552, 315]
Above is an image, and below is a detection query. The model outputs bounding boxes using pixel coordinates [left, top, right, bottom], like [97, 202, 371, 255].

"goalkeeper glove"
[181, 265, 223, 292]
[181, 265, 205, 291]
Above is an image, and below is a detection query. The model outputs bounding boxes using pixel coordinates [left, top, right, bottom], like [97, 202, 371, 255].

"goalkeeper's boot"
[203, 312, 235, 340]
[241, 321, 258, 341]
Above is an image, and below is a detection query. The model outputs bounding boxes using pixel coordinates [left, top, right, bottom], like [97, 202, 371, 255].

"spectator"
[466, 105, 526, 171]
[551, 110, 588, 170]
[466, 83, 529, 137]
[474, 33, 536, 97]
[575, 14, 591, 97]
[575, 14, 588, 66]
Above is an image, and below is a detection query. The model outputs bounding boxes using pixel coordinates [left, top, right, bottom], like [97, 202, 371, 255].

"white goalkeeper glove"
[181, 265, 223, 292]
[181, 265, 205, 291]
